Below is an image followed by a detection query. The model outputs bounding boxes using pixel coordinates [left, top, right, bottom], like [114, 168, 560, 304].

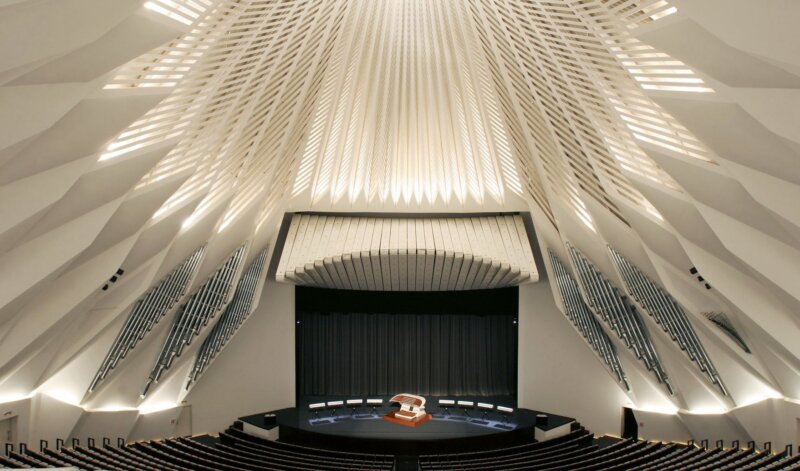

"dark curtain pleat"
[296, 294, 518, 396]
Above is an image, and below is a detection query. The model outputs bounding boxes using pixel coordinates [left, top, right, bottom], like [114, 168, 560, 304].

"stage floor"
[278, 408, 516, 440]
[240, 396, 574, 447]
[295, 395, 521, 439]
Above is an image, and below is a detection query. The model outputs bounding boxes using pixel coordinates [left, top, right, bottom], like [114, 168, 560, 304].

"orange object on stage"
[383, 410, 432, 427]
[383, 393, 431, 427]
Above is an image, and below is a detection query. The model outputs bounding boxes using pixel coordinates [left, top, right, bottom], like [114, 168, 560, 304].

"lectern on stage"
[383, 393, 432, 427]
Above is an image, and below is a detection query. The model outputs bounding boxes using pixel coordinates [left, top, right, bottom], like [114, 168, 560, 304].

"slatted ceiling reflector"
[277, 214, 537, 291]
[457, 0, 709, 230]
[292, 0, 524, 208]
[599, 0, 677, 26]
[144, 0, 217, 26]
[102, 0, 348, 232]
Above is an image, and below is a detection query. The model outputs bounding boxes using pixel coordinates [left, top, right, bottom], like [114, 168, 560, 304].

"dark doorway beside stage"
[295, 286, 518, 401]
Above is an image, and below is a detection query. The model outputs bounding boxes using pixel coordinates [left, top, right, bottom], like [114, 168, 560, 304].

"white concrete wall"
[517, 281, 631, 436]
[70, 409, 139, 443]
[185, 280, 296, 435]
[0, 398, 32, 446]
[29, 395, 83, 447]
[632, 410, 691, 442]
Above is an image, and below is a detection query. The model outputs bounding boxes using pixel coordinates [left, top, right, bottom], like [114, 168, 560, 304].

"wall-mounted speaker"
[101, 268, 125, 291]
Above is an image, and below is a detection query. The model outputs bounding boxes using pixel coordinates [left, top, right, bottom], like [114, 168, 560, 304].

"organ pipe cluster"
[567, 244, 673, 395]
[142, 244, 248, 397]
[187, 247, 269, 388]
[548, 250, 629, 391]
[705, 312, 751, 355]
[609, 247, 727, 396]
[87, 246, 206, 394]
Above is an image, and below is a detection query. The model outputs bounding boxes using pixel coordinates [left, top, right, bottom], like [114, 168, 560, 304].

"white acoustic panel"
[277, 214, 537, 291]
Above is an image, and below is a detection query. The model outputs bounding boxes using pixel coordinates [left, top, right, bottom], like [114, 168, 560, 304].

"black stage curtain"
[296, 287, 518, 397]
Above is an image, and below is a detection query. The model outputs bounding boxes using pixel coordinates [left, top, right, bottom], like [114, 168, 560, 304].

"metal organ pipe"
[142, 245, 247, 397]
[87, 246, 206, 394]
[608, 247, 727, 396]
[187, 248, 268, 388]
[567, 244, 672, 394]
[548, 250, 629, 391]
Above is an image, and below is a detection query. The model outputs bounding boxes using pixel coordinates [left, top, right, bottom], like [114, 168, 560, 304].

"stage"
[238, 396, 575, 455]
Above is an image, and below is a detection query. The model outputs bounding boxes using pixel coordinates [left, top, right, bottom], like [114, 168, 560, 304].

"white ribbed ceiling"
[1, 0, 800, 438]
[292, 0, 522, 207]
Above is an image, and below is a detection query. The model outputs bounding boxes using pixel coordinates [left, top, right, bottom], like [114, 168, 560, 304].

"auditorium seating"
[2, 431, 394, 470]
[219, 424, 393, 469]
[4, 424, 800, 470]
[419, 429, 800, 471]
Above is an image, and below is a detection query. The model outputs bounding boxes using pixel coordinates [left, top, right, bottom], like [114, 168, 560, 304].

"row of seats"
[420, 428, 800, 470]
[219, 426, 393, 469]
[0, 425, 394, 470]
[4, 424, 799, 470]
